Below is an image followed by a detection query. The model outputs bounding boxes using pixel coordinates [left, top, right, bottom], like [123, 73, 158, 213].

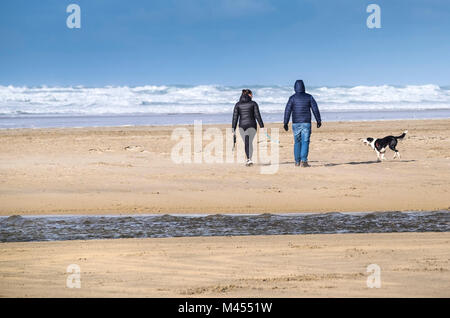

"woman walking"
[232, 89, 264, 166]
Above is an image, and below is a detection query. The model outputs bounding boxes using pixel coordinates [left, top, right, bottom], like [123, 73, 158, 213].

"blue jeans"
[292, 123, 311, 163]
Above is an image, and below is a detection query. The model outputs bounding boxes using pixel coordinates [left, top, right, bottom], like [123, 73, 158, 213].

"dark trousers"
[239, 127, 256, 160]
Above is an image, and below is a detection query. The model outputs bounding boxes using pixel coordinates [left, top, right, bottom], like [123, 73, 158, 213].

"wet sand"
[0, 232, 449, 297]
[1, 119, 449, 215]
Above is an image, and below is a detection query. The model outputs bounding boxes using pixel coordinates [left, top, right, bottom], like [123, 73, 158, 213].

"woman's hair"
[239, 89, 253, 102]
[242, 89, 253, 96]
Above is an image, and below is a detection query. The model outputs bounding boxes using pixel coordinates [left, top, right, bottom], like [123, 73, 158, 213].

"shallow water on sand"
[1, 110, 450, 129]
[0, 211, 448, 243]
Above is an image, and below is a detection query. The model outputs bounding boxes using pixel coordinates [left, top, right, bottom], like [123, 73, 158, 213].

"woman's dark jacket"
[232, 94, 264, 131]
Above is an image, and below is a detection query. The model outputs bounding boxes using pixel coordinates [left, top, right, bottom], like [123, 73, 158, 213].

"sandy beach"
[2, 0, 449, 300]
[1, 119, 449, 298]
[1, 119, 449, 215]
[0, 232, 449, 297]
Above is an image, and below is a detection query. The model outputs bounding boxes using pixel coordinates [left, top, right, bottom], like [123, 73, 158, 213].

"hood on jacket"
[294, 80, 305, 93]
[239, 93, 251, 103]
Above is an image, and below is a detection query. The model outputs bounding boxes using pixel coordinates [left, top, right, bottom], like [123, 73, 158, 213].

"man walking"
[283, 80, 322, 167]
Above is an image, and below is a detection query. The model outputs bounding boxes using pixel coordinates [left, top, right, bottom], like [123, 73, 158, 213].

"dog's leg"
[381, 153, 386, 161]
[389, 143, 399, 159]
[397, 151, 401, 159]
[376, 151, 381, 162]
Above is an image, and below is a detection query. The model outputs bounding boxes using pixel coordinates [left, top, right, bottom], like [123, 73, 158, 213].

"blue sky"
[0, 0, 449, 86]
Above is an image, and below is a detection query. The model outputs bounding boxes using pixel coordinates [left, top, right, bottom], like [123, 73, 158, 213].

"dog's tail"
[395, 130, 408, 139]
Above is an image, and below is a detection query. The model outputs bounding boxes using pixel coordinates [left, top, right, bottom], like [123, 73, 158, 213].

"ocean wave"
[0, 84, 449, 116]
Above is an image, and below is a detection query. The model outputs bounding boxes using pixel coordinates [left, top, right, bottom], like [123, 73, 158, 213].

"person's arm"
[232, 103, 239, 132]
[283, 96, 293, 130]
[310, 96, 321, 127]
[253, 102, 264, 128]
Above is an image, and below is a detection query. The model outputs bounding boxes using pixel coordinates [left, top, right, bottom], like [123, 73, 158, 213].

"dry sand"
[1, 120, 449, 298]
[0, 232, 449, 297]
[1, 119, 449, 215]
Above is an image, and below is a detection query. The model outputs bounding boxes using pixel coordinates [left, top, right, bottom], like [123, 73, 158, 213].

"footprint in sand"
[124, 145, 145, 152]
[89, 147, 112, 153]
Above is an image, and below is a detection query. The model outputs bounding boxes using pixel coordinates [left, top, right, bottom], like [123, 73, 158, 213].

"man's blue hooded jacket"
[284, 80, 321, 125]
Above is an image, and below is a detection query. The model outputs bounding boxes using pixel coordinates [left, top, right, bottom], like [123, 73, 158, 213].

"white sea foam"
[0, 84, 449, 116]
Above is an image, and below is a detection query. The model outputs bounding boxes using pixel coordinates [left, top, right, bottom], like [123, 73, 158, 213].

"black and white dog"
[362, 130, 408, 161]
